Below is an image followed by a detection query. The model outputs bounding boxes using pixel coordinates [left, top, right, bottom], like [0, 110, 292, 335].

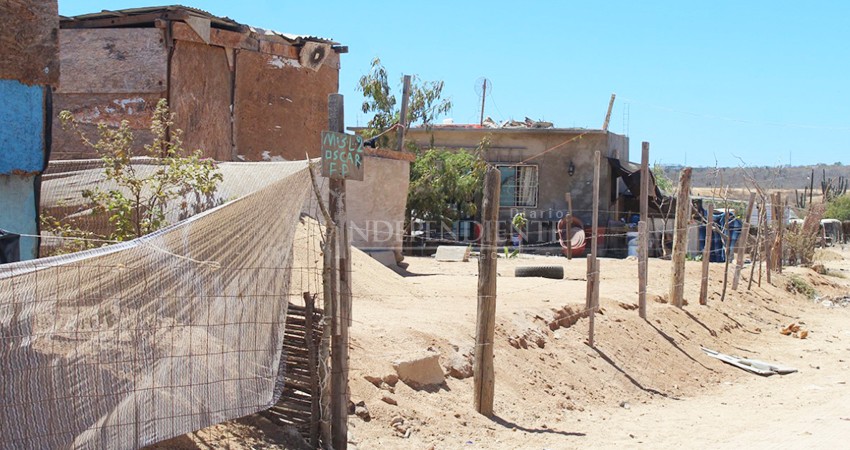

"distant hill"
[658, 163, 850, 191]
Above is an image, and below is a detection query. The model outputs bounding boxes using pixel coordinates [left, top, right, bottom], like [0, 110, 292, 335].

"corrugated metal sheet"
[60, 5, 337, 44]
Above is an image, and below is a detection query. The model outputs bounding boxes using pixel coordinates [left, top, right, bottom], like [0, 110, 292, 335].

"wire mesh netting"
[1, 159, 313, 449]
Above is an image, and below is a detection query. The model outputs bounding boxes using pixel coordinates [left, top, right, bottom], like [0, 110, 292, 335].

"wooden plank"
[638, 142, 650, 318]
[51, 93, 161, 160]
[260, 40, 299, 59]
[474, 166, 501, 416]
[58, 29, 167, 94]
[0, 0, 60, 86]
[669, 168, 692, 308]
[732, 192, 756, 290]
[234, 49, 340, 161]
[699, 203, 715, 305]
[170, 40, 233, 160]
[171, 22, 257, 50]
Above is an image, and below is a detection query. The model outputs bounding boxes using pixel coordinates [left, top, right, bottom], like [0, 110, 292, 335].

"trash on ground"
[701, 347, 798, 376]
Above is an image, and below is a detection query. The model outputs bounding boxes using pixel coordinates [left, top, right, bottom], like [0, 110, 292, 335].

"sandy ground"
[153, 241, 850, 449]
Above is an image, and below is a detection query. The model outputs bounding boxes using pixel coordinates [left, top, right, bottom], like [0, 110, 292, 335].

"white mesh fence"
[1, 159, 313, 449]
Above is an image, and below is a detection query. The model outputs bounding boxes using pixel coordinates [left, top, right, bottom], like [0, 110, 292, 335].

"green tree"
[652, 163, 673, 194]
[54, 99, 223, 245]
[825, 194, 850, 221]
[357, 57, 452, 148]
[407, 146, 486, 228]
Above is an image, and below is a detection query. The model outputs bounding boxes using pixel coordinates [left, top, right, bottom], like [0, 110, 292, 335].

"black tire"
[515, 265, 564, 279]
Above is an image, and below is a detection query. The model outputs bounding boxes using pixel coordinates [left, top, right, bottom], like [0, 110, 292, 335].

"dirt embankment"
[153, 237, 850, 449]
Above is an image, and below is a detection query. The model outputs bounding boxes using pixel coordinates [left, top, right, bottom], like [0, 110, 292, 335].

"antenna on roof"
[475, 77, 492, 126]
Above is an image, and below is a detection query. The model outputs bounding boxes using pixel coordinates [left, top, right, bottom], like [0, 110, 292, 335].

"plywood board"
[51, 93, 161, 160]
[58, 28, 167, 94]
[234, 49, 339, 161]
[0, 0, 60, 86]
[170, 40, 233, 161]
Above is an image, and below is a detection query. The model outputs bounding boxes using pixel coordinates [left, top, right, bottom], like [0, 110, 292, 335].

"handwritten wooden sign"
[321, 130, 365, 181]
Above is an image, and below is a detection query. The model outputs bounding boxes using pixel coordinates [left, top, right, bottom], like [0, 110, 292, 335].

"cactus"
[820, 170, 849, 203]
[795, 188, 807, 209]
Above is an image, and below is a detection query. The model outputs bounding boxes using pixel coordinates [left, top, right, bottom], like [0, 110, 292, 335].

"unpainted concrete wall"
[346, 155, 410, 263]
[407, 128, 629, 251]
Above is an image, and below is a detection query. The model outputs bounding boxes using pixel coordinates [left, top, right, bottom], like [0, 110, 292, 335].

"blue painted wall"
[0, 79, 46, 174]
[0, 175, 38, 260]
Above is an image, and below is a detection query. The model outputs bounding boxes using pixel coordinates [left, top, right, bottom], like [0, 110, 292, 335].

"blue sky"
[59, 1, 850, 167]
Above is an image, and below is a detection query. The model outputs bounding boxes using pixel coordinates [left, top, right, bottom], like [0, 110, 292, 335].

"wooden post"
[396, 75, 411, 152]
[779, 195, 786, 273]
[328, 94, 351, 450]
[303, 293, 320, 449]
[669, 167, 692, 308]
[638, 142, 650, 318]
[308, 161, 335, 447]
[747, 202, 762, 291]
[474, 166, 501, 416]
[565, 193, 573, 260]
[587, 151, 601, 346]
[732, 192, 756, 290]
[699, 203, 714, 305]
[638, 220, 648, 317]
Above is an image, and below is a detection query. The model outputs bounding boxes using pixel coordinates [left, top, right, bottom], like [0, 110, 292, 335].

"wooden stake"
[669, 167, 692, 308]
[565, 193, 573, 260]
[328, 94, 350, 450]
[397, 75, 411, 152]
[474, 166, 501, 416]
[732, 192, 756, 290]
[699, 203, 714, 305]
[638, 142, 650, 318]
[587, 151, 601, 346]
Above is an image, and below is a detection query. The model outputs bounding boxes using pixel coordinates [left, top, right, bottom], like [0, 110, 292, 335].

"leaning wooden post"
[327, 94, 351, 450]
[669, 167, 692, 308]
[699, 203, 715, 305]
[565, 193, 573, 260]
[732, 192, 756, 290]
[587, 151, 601, 346]
[638, 142, 650, 318]
[474, 166, 501, 416]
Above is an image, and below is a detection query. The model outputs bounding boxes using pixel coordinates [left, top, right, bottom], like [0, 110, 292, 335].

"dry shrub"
[785, 203, 825, 266]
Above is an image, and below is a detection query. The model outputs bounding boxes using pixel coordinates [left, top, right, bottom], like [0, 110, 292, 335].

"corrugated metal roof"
[60, 5, 338, 44]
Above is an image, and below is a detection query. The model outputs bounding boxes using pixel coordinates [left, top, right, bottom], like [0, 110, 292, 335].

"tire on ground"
[514, 265, 564, 279]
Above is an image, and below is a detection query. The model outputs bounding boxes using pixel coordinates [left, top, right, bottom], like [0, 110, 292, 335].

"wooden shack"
[54, 6, 343, 162]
